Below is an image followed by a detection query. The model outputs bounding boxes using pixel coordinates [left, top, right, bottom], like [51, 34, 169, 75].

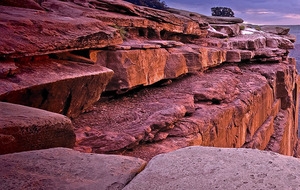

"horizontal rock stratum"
[0, 0, 299, 189]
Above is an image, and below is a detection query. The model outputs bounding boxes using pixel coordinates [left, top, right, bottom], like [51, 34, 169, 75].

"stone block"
[240, 50, 254, 60]
[0, 6, 122, 58]
[164, 50, 188, 78]
[0, 59, 113, 118]
[0, 102, 75, 154]
[211, 24, 240, 37]
[91, 49, 168, 91]
[226, 50, 241, 62]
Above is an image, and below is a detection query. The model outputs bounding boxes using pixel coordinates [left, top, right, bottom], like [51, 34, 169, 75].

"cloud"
[164, 0, 300, 25]
[245, 9, 276, 15]
[284, 14, 300, 19]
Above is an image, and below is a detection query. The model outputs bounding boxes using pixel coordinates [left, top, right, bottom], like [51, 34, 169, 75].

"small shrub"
[255, 26, 261, 31]
[113, 26, 127, 40]
[239, 25, 245, 30]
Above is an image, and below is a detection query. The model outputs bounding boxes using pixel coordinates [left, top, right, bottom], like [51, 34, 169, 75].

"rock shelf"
[0, 0, 299, 189]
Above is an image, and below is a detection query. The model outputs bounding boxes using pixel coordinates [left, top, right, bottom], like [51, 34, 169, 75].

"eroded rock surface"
[0, 5, 122, 58]
[73, 60, 299, 161]
[0, 102, 75, 154]
[0, 148, 146, 190]
[0, 58, 114, 118]
[124, 146, 300, 190]
[0, 0, 299, 171]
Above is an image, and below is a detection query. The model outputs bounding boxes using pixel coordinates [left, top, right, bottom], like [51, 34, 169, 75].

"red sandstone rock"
[261, 25, 290, 35]
[91, 48, 168, 91]
[0, 59, 114, 118]
[42, 0, 208, 40]
[0, 5, 122, 58]
[73, 61, 299, 160]
[211, 24, 240, 37]
[0, 102, 75, 154]
[0, 0, 44, 10]
[0, 0, 298, 161]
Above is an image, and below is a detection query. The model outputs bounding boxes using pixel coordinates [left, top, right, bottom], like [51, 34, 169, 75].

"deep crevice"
[62, 92, 72, 115]
[40, 88, 49, 106]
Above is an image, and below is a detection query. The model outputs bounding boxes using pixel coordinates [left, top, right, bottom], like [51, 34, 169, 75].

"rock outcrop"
[0, 58, 113, 118]
[0, 0, 299, 189]
[73, 60, 299, 160]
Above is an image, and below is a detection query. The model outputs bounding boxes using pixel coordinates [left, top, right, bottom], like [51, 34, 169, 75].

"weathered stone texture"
[0, 0, 298, 165]
[0, 59, 114, 118]
[73, 61, 299, 161]
[0, 148, 146, 190]
[0, 5, 122, 58]
[123, 146, 300, 190]
[0, 102, 75, 154]
[91, 48, 168, 91]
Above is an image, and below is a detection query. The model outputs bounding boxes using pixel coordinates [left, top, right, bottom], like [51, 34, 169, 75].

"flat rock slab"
[0, 102, 75, 154]
[0, 148, 147, 190]
[124, 146, 300, 189]
[0, 59, 114, 118]
[0, 5, 122, 58]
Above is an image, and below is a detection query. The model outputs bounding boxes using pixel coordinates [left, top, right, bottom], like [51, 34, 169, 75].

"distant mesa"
[211, 7, 235, 17]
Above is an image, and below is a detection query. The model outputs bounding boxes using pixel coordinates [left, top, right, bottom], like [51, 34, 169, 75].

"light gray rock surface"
[124, 146, 300, 190]
[0, 148, 147, 190]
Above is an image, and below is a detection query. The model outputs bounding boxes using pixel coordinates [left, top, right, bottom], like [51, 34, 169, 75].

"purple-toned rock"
[0, 148, 146, 190]
[0, 59, 114, 118]
[0, 5, 122, 58]
[0, 102, 75, 154]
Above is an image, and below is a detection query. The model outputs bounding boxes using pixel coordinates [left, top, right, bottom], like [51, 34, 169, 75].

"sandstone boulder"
[0, 148, 146, 190]
[0, 102, 75, 154]
[211, 24, 240, 37]
[261, 25, 290, 35]
[124, 146, 300, 189]
[207, 28, 228, 38]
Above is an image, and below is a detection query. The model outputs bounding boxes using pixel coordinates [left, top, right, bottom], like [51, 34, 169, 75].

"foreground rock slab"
[0, 148, 146, 190]
[124, 146, 300, 190]
[0, 102, 75, 154]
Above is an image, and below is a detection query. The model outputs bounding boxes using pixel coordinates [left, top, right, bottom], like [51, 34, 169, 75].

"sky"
[164, 0, 300, 25]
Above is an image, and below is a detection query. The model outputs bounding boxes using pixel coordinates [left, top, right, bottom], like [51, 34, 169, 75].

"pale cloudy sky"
[164, 0, 300, 25]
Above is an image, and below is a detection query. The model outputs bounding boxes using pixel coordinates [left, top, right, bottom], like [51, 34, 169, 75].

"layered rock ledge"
[0, 0, 299, 189]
